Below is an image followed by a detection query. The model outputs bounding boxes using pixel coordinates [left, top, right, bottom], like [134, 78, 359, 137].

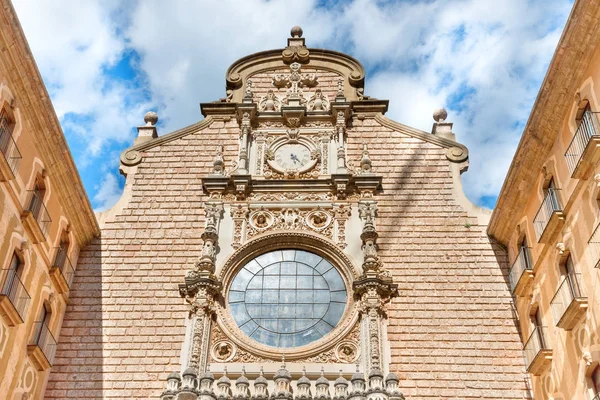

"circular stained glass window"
[228, 249, 347, 348]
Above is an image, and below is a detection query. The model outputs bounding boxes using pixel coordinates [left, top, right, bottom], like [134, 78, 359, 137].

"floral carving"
[245, 208, 334, 240]
[211, 340, 237, 362]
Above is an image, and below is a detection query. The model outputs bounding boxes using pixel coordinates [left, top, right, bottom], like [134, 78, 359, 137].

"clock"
[274, 143, 311, 170]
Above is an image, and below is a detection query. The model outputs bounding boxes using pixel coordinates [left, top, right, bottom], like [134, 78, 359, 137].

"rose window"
[228, 249, 347, 348]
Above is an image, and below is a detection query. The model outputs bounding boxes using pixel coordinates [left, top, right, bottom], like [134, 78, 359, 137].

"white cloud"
[92, 173, 122, 212]
[12, 0, 574, 209]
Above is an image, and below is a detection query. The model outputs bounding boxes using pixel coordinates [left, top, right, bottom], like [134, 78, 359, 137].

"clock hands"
[290, 153, 304, 166]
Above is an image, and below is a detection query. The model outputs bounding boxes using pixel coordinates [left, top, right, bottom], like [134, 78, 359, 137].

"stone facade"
[43, 27, 530, 400]
[488, 1, 600, 399]
[0, 1, 100, 399]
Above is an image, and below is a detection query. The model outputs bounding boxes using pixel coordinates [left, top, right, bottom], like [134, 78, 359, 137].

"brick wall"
[46, 115, 528, 399]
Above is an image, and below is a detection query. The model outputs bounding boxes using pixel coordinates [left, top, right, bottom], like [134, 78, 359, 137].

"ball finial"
[433, 108, 448, 122]
[291, 26, 303, 38]
[144, 111, 158, 126]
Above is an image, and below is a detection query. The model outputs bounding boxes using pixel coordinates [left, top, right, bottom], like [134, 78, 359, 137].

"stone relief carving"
[211, 340, 237, 362]
[335, 341, 360, 363]
[210, 320, 361, 364]
[307, 89, 330, 112]
[247, 192, 333, 202]
[258, 90, 282, 112]
[245, 208, 334, 241]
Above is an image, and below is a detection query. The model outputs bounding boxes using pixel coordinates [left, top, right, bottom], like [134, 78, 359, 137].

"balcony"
[551, 273, 587, 330]
[0, 268, 30, 325]
[49, 247, 74, 294]
[21, 190, 51, 243]
[0, 116, 21, 181]
[533, 188, 564, 243]
[565, 111, 600, 179]
[590, 223, 600, 269]
[27, 321, 57, 370]
[524, 326, 552, 375]
[509, 246, 534, 296]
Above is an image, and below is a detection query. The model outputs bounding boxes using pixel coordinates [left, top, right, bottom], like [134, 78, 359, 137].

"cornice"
[120, 117, 215, 166]
[488, 0, 600, 245]
[374, 114, 469, 163]
[0, 0, 100, 245]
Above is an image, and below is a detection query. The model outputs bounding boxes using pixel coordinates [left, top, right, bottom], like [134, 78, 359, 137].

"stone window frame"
[214, 231, 360, 361]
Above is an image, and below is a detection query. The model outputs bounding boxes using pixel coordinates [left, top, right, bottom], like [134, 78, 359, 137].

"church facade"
[41, 27, 529, 399]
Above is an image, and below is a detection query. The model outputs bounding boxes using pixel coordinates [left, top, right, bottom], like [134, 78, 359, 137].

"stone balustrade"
[161, 366, 405, 400]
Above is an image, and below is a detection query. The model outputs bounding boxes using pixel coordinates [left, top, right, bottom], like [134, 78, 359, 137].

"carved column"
[231, 204, 249, 249]
[253, 131, 267, 176]
[332, 203, 351, 249]
[179, 201, 224, 372]
[319, 130, 333, 175]
[354, 200, 397, 376]
[238, 112, 251, 174]
[335, 111, 347, 173]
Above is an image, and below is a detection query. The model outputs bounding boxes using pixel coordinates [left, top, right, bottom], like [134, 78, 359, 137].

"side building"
[0, 1, 100, 399]
[488, 0, 600, 398]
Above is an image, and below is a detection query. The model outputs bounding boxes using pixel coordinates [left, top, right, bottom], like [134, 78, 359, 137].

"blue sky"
[12, 0, 574, 211]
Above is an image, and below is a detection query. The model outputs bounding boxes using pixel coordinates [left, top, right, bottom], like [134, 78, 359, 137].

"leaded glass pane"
[228, 249, 348, 348]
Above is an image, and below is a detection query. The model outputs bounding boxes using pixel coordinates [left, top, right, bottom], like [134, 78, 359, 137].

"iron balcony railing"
[551, 273, 585, 324]
[0, 268, 30, 321]
[53, 247, 75, 289]
[565, 111, 600, 176]
[589, 223, 600, 269]
[508, 246, 532, 293]
[523, 326, 551, 370]
[533, 188, 562, 240]
[0, 115, 21, 177]
[30, 321, 57, 366]
[25, 190, 51, 239]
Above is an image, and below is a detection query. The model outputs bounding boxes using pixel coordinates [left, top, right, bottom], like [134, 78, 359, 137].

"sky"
[11, 0, 574, 212]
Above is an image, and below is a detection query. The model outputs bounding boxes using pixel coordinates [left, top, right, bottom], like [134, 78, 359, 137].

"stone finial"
[291, 26, 303, 38]
[144, 111, 159, 126]
[135, 111, 159, 145]
[431, 107, 455, 140]
[433, 108, 447, 122]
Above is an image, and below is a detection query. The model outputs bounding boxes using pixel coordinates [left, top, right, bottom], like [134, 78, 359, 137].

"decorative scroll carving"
[319, 131, 333, 175]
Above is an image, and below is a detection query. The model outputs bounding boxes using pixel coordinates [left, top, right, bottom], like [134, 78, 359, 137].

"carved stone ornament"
[335, 341, 360, 363]
[258, 90, 282, 112]
[245, 208, 335, 241]
[307, 89, 330, 112]
[248, 210, 275, 230]
[211, 340, 237, 362]
[273, 62, 318, 107]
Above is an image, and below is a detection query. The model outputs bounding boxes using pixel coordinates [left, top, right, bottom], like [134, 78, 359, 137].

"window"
[228, 249, 347, 348]
[546, 178, 561, 211]
[28, 178, 46, 220]
[532, 309, 547, 349]
[0, 108, 20, 177]
[592, 365, 600, 398]
[1, 252, 22, 295]
[561, 255, 582, 298]
[33, 303, 51, 345]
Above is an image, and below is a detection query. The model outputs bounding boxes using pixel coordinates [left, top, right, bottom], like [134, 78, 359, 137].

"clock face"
[274, 143, 311, 170]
